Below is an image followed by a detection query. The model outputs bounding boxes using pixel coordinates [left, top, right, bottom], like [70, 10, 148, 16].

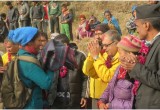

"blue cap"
[8, 27, 38, 46]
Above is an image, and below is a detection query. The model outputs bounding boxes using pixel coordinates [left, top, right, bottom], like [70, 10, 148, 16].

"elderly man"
[121, 3, 160, 109]
[83, 28, 121, 109]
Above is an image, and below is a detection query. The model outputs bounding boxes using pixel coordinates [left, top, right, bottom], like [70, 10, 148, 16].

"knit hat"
[8, 27, 38, 46]
[79, 14, 86, 19]
[94, 23, 109, 33]
[136, 3, 160, 19]
[117, 35, 142, 52]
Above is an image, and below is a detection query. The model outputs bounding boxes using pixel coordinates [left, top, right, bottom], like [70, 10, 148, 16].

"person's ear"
[143, 21, 150, 31]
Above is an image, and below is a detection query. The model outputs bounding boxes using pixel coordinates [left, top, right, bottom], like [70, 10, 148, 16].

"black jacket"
[48, 44, 89, 109]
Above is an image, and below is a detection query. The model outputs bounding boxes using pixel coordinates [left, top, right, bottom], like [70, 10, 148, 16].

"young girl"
[97, 35, 142, 109]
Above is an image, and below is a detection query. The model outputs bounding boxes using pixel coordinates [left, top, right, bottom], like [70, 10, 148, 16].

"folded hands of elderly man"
[120, 52, 139, 71]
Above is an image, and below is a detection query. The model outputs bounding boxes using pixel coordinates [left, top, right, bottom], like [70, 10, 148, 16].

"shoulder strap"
[18, 56, 41, 67]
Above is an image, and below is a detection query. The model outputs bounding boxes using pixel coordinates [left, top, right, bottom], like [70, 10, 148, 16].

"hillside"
[0, 1, 146, 53]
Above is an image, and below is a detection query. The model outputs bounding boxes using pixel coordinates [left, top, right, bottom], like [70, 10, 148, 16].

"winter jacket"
[48, 44, 89, 108]
[18, 2, 30, 20]
[82, 52, 120, 99]
[100, 66, 134, 109]
[17, 49, 54, 109]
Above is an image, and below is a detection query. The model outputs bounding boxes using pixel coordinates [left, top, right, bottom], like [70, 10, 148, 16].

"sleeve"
[80, 54, 90, 98]
[56, 3, 61, 17]
[82, 54, 99, 79]
[85, 21, 91, 31]
[129, 62, 160, 90]
[112, 17, 122, 35]
[30, 7, 33, 20]
[19, 61, 54, 90]
[48, 4, 51, 16]
[14, 8, 19, 22]
[65, 12, 73, 23]
[41, 5, 45, 19]
[93, 54, 119, 83]
[23, 3, 30, 18]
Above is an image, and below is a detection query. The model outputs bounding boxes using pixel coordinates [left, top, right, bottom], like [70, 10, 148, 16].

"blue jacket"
[103, 16, 122, 35]
[17, 49, 54, 109]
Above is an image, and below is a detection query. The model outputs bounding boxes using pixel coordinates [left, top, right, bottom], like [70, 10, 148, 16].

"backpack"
[1, 55, 41, 109]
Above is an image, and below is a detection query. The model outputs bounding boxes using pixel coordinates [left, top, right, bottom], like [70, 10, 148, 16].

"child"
[97, 35, 142, 109]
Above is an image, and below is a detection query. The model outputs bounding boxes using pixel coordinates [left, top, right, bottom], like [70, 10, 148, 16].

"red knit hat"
[79, 14, 86, 19]
[117, 35, 142, 52]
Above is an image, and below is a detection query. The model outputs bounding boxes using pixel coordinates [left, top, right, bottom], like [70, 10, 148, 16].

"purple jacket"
[100, 66, 134, 109]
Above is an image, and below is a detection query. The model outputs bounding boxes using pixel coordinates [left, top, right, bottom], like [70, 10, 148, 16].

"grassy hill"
[0, 1, 146, 54]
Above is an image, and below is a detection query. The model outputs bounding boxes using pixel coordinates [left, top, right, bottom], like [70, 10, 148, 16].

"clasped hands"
[87, 40, 101, 58]
[120, 53, 139, 71]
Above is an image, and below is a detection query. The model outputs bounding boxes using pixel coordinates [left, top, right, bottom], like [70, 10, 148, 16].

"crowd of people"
[0, 0, 159, 109]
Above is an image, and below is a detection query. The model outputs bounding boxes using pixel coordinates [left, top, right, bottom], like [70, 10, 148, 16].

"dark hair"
[39, 32, 48, 41]
[104, 10, 112, 17]
[54, 34, 70, 44]
[1, 13, 6, 19]
[6, 1, 12, 6]
[144, 18, 160, 31]
[30, 31, 41, 42]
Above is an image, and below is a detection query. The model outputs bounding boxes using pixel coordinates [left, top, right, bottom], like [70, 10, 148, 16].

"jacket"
[7, 7, 19, 23]
[82, 52, 120, 98]
[100, 66, 134, 109]
[128, 35, 160, 109]
[17, 49, 54, 109]
[18, 2, 30, 20]
[48, 2, 61, 16]
[48, 44, 89, 108]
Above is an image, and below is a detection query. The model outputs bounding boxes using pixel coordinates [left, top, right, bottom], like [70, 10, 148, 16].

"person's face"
[30, 36, 42, 53]
[105, 13, 111, 21]
[94, 30, 103, 40]
[118, 48, 130, 63]
[135, 19, 148, 40]
[132, 11, 136, 18]
[6, 42, 19, 54]
[80, 18, 86, 24]
[102, 35, 118, 56]
[40, 36, 47, 50]
[62, 7, 67, 13]
[7, 4, 12, 9]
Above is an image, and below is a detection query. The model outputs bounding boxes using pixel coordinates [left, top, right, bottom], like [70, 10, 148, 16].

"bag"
[1, 56, 41, 109]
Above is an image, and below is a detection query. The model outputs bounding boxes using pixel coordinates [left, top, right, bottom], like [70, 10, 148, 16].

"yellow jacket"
[2, 52, 15, 66]
[82, 52, 120, 98]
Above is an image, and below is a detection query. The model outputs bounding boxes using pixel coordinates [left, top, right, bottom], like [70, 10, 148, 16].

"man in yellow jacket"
[83, 30, 121, 109]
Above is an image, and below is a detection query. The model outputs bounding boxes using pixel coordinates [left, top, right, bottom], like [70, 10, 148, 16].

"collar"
[145, 32, 160, 46]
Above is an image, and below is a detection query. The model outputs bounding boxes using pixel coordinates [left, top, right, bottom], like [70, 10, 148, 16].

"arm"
[81, 54, 89, 98]
[14, 8, 19, 22]
[41, 5, 44, 19]
[129, 62, 160, 90]
[30, 7, 33, 20]
[56, 3, 61, 17]
[19, 61, 54, 90]
[23, 3, 29, 18]
[82, 53, 99, 79]
[93, 53, 120, 82]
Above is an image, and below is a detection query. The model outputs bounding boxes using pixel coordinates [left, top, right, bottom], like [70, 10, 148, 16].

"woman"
[76, 14, 92, 39]
[103, 10, 122, 35]
[97, 35, 142, 109]
[8, 27, 54, 109]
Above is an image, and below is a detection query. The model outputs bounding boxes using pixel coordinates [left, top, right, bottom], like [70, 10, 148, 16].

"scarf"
[24, 45, 38, 55]
[105, 55, 112, 68]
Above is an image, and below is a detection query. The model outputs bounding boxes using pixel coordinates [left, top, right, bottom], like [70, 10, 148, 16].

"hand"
[0, 66, 5, 73]
[99, 102, 109, 109]
[87, 40, 101, 58]
[120, 53, 138, 71]
[80, 98, 87, 108]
